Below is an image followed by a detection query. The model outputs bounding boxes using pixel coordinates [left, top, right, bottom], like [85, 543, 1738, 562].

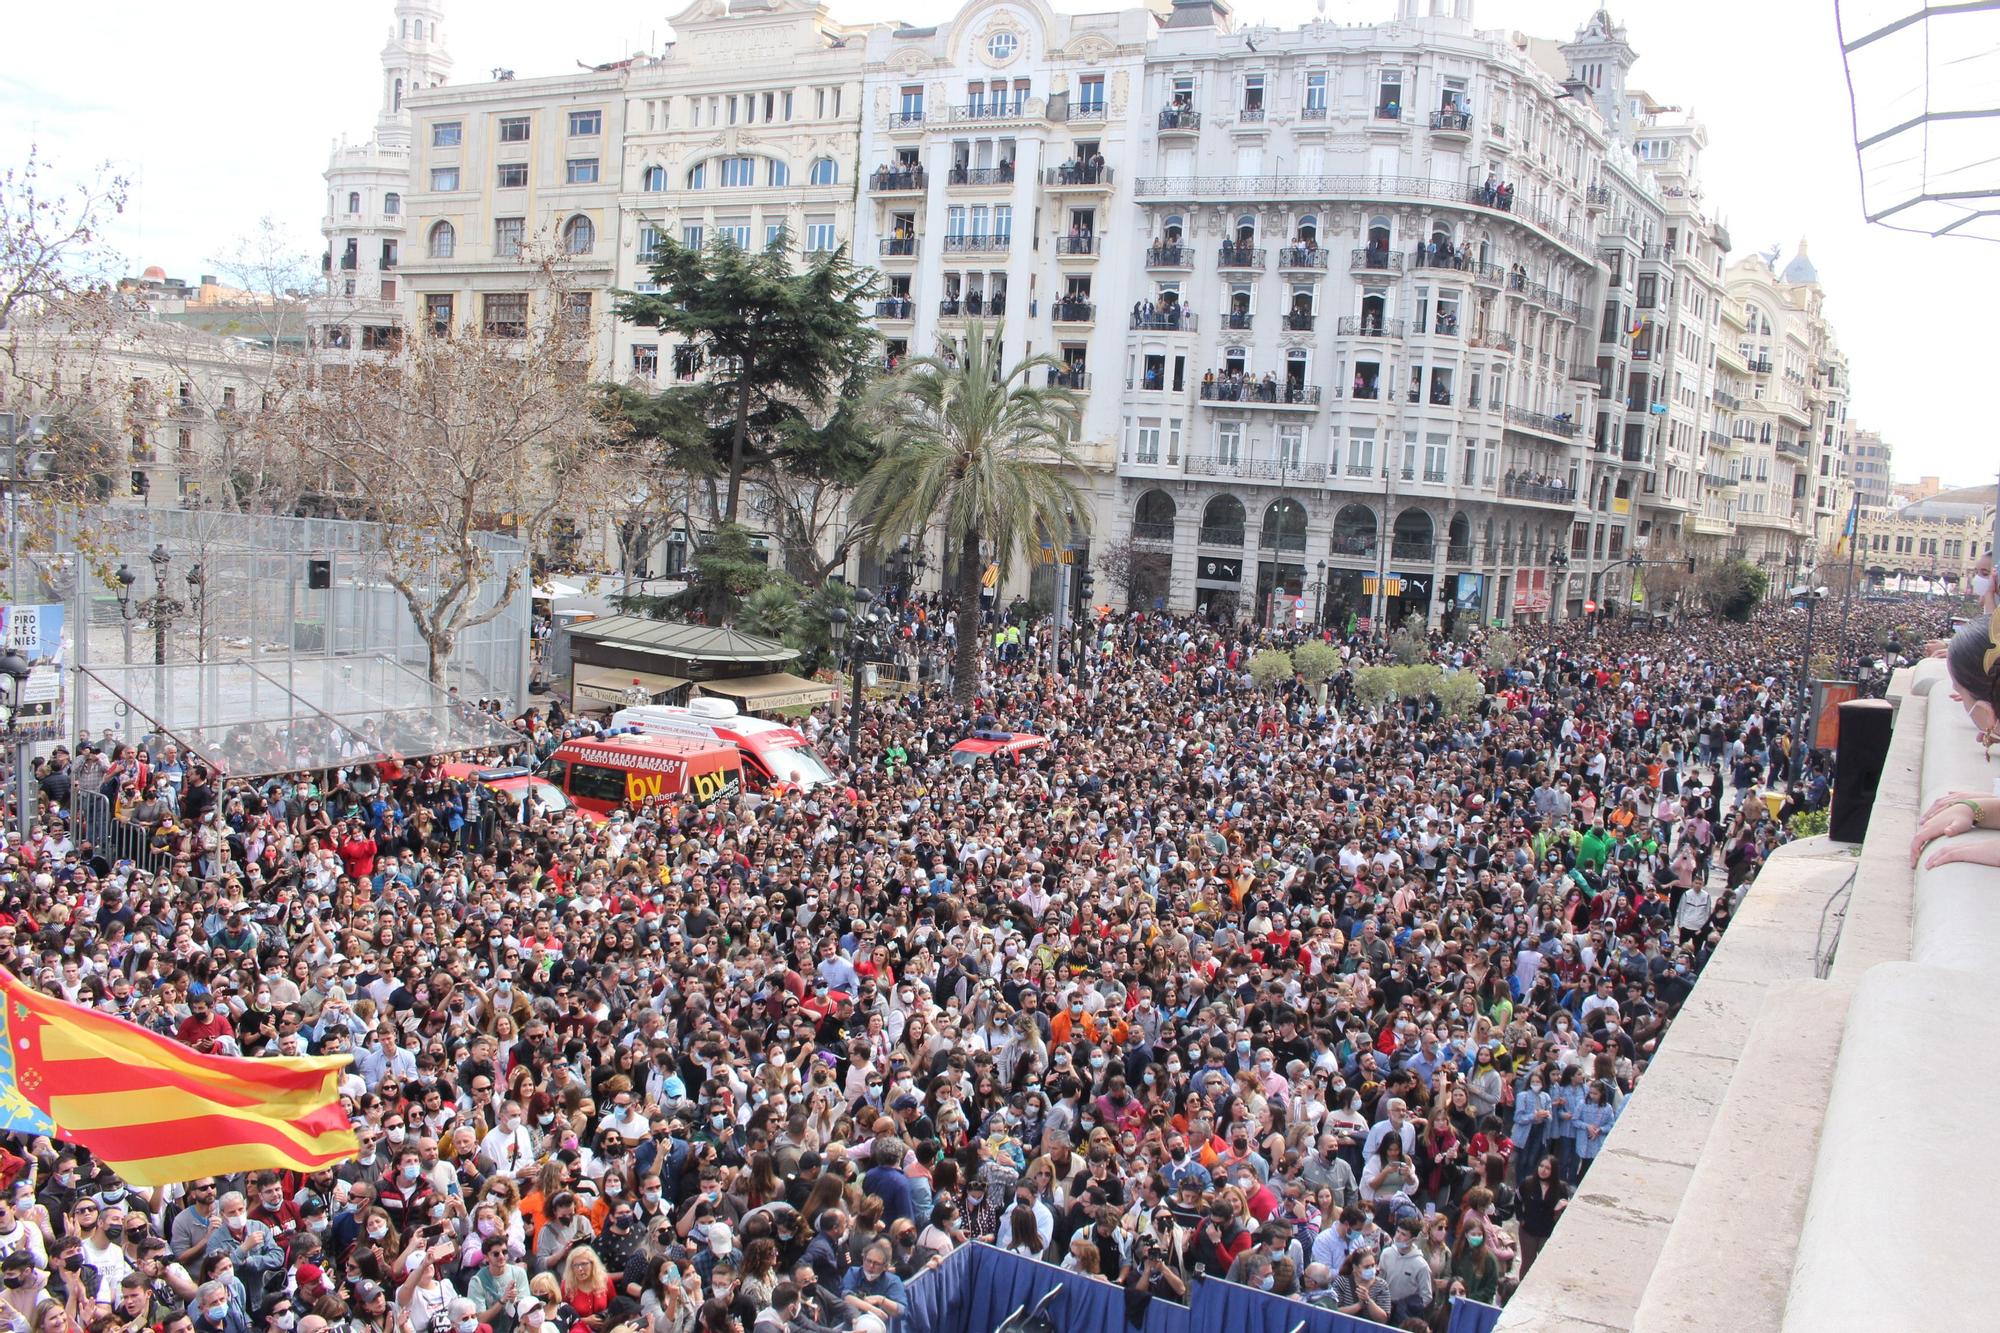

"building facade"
[1849, 426, 1894, 514]
[316, 1, 452, 358]
[1106, 0, 1604, 628]
[1854, 485, 1996, 585]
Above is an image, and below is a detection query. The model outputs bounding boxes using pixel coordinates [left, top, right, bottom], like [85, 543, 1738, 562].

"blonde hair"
[564, 1246, 610, 1295]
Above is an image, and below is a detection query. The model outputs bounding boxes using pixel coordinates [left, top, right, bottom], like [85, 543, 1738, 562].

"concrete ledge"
[1498, 841, 1855, 1332]
[1783, 962, 2000, 1332]
[1827, 684, 1925, 985]
[1910, 685, 2000, 975]
[1632, 978, 1853, 1333]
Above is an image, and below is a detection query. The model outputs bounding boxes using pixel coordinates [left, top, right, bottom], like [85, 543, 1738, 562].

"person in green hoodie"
[1576, 821, 1612, 874]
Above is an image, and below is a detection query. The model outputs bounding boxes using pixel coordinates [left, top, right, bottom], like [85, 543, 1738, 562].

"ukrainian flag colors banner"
[0, 969, 357, 1186]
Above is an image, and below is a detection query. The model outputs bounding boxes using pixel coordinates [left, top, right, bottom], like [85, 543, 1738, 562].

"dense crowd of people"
[0, 586, 1986, 1333]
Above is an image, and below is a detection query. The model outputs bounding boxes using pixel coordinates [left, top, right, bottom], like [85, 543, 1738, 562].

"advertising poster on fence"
[0, 603, 67, 743]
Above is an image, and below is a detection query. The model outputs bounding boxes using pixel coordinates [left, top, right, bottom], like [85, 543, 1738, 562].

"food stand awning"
[697, 672, 835, 711]
[571, 664, 688, 708]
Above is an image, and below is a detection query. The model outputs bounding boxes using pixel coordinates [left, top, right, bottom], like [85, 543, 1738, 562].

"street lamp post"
[1793, 578, 1828, 745]
[1311, 559, 1328, 629]
[0, 651, 31, 843]
[113, 545, 205, 733]
[828, 586, 874, 758]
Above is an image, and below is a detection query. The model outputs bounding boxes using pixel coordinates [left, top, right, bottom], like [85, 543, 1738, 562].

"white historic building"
[1108, 0, 1604, 628]
[316, 1, 452, 358]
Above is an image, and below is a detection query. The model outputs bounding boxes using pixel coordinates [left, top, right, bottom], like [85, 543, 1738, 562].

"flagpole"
[1838, 494, 1858, 672]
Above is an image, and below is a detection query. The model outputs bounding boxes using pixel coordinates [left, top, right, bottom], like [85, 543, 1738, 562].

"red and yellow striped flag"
[0, 968, 357, 1186]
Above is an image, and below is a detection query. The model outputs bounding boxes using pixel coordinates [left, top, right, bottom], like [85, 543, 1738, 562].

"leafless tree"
[263, 246, 615, 682]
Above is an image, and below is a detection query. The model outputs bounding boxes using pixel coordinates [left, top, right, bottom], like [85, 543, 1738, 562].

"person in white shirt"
[0, 1199, 46, 1268]
[479, 1104, 536, 1177]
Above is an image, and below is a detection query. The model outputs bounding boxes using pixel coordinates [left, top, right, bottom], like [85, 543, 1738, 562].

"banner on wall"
[0, 603, 67, 742]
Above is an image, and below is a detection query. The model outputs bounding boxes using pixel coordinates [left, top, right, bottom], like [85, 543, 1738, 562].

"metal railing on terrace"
[1134, 173, 1596, 255]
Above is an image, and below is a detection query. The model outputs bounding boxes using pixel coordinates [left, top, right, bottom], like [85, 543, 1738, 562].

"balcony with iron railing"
[1239, 104, 1266, 123]
[1217, 244, 1265, 269]
[1197, 379, 1320, 408]
[1586, 183, 1612, 206]
[1130, 308, 1196, 331]
[1502, 474, 1579, 504]
[1429, 315, 1461, 337]
[1748, 357, 1774, 373]
[875, 297, 915, 320]
[1276, 244, 1329, 270]
[1131, 173, 1597, 259]
[1391, 538, 1434, 561]
[1328, 533, 1379, 558]
[1469, 332, 1516, 352]
[1197, 523, 1244, 546]
[1221, 311, 1254, 331]
[1046, 368, 1091, 389]
[1283, 311, 1316, 331]
[1131, 521, 1175, 543]
[1429, 109, 1473, 134]
[1067, 100, 1107, 123]
[1505, 407, 1581, 438]
[1351, 247, 1402, 273]
[1146, 243, 1194, 268]
[1301, 103, 1328, 120]
[879, 236, 919, 257]
[1336, 316, 1407, 338]
[941, 233, 1010, 253]
[1054, 235, 1097, 256]
[1374, 105, 1404, 122]
[938, 296, 1007, 318]
[869, 166, 928, 193]
[1043, 163, 1113, 189]
[1050, 299, 1095, 323]
[1158, 106, 1200, 132]
[946, 164, 1015, 187]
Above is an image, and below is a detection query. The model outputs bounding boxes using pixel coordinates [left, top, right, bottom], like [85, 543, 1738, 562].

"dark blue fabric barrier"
[1443, 1296, 1503, 1333]
[895, 1244, 1424, 1333]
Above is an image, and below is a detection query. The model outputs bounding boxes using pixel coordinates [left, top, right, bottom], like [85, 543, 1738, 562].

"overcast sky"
[4, 0, 1992, 484]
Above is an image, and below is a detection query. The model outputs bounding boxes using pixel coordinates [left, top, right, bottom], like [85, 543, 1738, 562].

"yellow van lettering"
[626, 771, 664, 802]
[691, 769, 725, 803]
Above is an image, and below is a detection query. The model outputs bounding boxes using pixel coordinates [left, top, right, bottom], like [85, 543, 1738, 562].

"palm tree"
[853, 321, 1088, 702]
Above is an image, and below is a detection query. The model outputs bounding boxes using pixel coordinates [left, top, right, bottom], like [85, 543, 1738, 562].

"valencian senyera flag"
[0, 967, 357, 1186]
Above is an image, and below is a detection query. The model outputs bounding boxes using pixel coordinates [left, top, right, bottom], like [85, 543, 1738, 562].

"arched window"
[384, 193, 401, 215]
[1261, 498, 1307, 552]
[347, 192, 361, 214]
[563, 215, 595, 255]
[394, 78, 404, 112]
[768, 159, 791, 187]
[1133, 490, 1177, 539]
[1200, 495, 1247, 545]
[687, 161, 707, 190]
[1163, 213, 1185, 243]
[809, 157, 839, 186]
[1393, 508, 1435, 555]
[1234, 213, 1257, 243]
[428, 221, 455, 258]
[642, 165, 666, 191]
[1333, 503, 1376, 555]
[1367, 214, 1391, 249]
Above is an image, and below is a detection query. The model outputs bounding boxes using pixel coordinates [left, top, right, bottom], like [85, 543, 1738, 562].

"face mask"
[457, 1321, 479, 1333]
[368, 1223, 389, 1241]
[226, 1216, 247, 1233]
[1258, 1276, 1274, 1291]
[642, 1192, 660, 1207]
[401, 1165, 421, 1182]
[1236, 1041, 1251, 1056]
[309, 1219, 329, 1234]
[275, 1316, 297, 1332]
[539, 1114, 555, 1127]
[1395, 1239, 1413, 1253]
[1467, 1233, 1484, 1248]
[204, 1307, 229, 1324]
[710, 1115, 728, 1131]
[2, 1277, 24, 1290]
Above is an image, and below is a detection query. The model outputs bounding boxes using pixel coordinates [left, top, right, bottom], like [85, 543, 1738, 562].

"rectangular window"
[494, 217, 525, 258]
[632, 344, 659, 377]
[498, 116, 531, 143]
[431, 121, 462, 147]
[569, 110, 602, 136]
[1349, 430, 1375, 476]
[1304, 70, 1328, 112]
[682, 224, 704, 248]
[430, 167, 460, 191]
[1217, 421, 1242, 464]
[566, 158, 599, 184]
[562, 292, 591, 326]
[638, 225, 665, 256]
[765, 222, 785, 250]
[379, 278, 396, 301]
[1136, 421, 1161, 464]
[1278, 424, 1304, 467]
[719, 223, 751, 249]
[805, 221, 837, 253]
[482, 292, 527, 338]
[721, 157, 755, 187]
[497, 162, 528, 188]
[425, 293, 454, 334]
[1078, 75, 1105, 112]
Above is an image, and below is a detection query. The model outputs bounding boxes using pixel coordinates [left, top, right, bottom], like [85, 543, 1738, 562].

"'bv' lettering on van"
[626, 772, 665, 802]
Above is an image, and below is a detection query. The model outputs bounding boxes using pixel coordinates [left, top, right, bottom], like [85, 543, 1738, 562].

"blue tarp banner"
[893, 1244, 1498, 1333]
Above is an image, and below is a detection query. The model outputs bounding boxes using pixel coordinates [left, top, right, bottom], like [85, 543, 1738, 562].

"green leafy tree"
[1481, 629, 1519, 669]
[1701, 557, 1769, 622]
[851, 320, 1086, 703]
[1436, 669, 1486, 719]
[1395, 663, 1444, 702]
[1389, 612, 1430, 664]
[614, 232, 877, 527]
[1352, 665, 1400, 715]
[1248, 648, 1295, 690]
[1292, 640, 1340, 690]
